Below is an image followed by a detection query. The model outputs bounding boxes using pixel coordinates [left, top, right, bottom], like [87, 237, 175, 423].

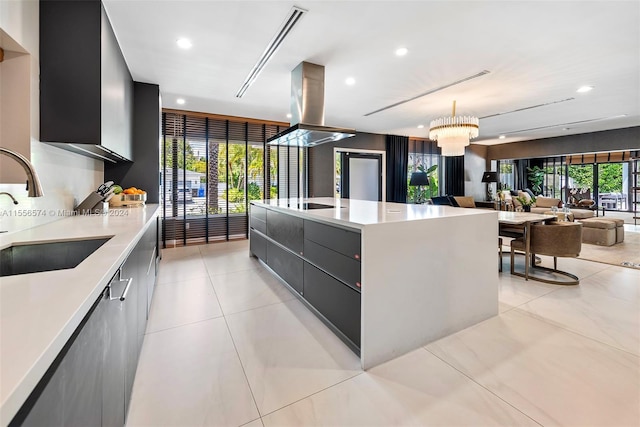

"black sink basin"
[0, 237, 112, 277]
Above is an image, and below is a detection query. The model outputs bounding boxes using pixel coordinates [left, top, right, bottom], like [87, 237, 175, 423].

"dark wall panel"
[487, 127, 640, 160]
[105, 83, 160, 203]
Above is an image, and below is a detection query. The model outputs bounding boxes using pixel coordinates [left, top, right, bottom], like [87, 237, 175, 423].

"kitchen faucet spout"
[0, 147, 44, 197]
[0, 192, 19, 204]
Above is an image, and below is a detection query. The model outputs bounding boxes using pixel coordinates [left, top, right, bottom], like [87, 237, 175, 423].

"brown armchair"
[510, 221, 583, 285]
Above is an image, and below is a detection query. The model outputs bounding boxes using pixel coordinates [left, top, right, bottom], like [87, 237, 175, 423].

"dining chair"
[510, 221, 583, 285]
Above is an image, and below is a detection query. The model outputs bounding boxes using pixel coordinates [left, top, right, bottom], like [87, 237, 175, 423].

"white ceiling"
[103, 0, 640, 146]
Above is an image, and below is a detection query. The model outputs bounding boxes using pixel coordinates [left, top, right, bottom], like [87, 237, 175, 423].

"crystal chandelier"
[428, 101, 479, 156]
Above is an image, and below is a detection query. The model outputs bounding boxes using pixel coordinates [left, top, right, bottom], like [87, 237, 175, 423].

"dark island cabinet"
[266, 241, 304, 295]
[304, 262, 361, 348]
[266, 209, 303, 255]
[249, 203, 362, 352]
[11, 223, 158, 427]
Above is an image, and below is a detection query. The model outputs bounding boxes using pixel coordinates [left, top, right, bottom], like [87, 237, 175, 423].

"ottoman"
[578, 218, 616, 246]
[604, 218, 625, 243]
[571, 209, 595, 220]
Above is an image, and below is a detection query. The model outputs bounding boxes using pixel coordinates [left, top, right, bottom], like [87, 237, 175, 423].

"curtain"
[385, 135, 409, 202]
[444, 156, 465, 196]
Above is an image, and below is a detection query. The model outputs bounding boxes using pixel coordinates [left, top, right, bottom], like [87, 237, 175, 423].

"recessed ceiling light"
[576, 85, 593, 93]
[176, 98, 186, 105]
[562, 127, 570, 131]
[286, 113, 292, 119]
[417, 124, 424, 129]
[498, 135, 506, 139]
[395, 47, 408, 56]
[176, 38, 192, 49]
[345, 77, 356, 86]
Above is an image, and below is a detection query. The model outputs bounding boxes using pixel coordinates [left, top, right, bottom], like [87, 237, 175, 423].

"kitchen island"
[0, 205, 160, 426]
[249, 198, 498, 369]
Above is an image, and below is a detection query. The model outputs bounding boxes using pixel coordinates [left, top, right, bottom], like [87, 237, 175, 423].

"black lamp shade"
[409, 172, 430, 186]
[481, 171, 498, 183]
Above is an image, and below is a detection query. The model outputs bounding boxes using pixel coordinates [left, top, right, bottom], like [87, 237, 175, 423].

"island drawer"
[249, 229, 267, 261]
[267, 209, 304, 254]
[304, 220, 361, 261]
[250, 204, 267, 222]
[249, 205, 267, 234]
[303, 239, 361, 291]
[304, 262, 361, 347]
[266, 241, 303, 295]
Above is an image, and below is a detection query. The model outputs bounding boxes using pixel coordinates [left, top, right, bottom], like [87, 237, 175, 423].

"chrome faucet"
[0, 192, 19, 205]
[0, 147, 44, 197]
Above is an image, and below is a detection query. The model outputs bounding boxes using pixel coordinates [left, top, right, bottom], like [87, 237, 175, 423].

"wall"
[487, 126, 640, 160]
[308, 132, 385, 197]
[0, 0, 103, 233]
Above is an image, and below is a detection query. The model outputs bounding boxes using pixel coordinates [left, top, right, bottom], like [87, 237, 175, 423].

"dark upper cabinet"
[40, 0, 133, 162]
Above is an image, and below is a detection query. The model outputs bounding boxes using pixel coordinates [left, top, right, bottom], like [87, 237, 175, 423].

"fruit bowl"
[109, 193, 147, 207]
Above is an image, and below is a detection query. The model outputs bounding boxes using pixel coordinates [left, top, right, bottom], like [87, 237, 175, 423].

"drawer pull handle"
[356, 282, 361, 288]
[354, 254, 360, 260]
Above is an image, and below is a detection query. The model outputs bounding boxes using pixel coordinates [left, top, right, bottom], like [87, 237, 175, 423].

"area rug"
[577, 229, 640, 269]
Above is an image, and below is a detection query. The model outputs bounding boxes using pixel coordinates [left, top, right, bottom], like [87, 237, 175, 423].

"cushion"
[453, 196, 476, 208]
[500, 190, 513, 201]
[579, 218, 616, 229]
[448, 196, 460, 207]
[577, 199, 595, 207]
[431, 196, 453, 206]
[536, 196, 562, 208]
[524, 188, 535, 198]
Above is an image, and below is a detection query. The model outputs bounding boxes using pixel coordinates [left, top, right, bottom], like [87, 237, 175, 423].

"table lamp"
[410, 172, 430, 204]
[481, 171, 498, 201]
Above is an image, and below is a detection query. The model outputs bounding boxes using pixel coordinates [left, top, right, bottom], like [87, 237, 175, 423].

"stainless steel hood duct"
[267, 62, 355, 147]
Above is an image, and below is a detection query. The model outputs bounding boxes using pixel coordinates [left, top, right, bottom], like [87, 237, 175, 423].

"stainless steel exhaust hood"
[267, 62, 355, 147]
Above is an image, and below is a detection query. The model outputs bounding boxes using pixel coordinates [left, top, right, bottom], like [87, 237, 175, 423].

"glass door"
[597, 162, 627, 211]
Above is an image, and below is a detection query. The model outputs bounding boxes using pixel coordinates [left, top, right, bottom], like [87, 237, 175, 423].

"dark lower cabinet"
[304, 262, 361, 347]
[17, 290, 106, 427]
[303, 239, 361, 291]
[266, 209, 303, 254]
[102, 287, 126, 427]
[249, 229, 267, 261]
[12, 223, 158, 427]
[267, 241, 304, 295]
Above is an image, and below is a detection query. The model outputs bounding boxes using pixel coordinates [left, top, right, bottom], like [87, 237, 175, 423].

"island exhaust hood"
[267, 62, 356, 147]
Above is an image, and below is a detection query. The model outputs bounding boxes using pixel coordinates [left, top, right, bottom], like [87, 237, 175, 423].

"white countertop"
[0, 205, 160, 426]
[253, 197, 497, 229]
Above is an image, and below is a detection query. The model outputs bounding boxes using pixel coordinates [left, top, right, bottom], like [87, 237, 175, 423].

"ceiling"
[103, 0, 640, 146]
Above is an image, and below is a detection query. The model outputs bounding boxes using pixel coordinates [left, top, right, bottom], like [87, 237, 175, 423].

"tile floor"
[127, 239, 640, 427]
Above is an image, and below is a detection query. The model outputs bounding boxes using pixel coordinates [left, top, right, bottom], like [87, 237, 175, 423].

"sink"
[0, 237, 112, 277]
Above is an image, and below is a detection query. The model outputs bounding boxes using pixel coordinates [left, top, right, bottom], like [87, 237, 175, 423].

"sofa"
[509, 191, 562, 214]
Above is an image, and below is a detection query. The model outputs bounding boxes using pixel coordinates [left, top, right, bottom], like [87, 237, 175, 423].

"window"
[161, 112, 286, 246]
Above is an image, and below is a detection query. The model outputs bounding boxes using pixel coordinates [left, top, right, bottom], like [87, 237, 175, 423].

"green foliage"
[516, 195, 536, 206]
[567, 165, 593, 190]
[526, 166, 545, 195]
[598, 164, 623, 193]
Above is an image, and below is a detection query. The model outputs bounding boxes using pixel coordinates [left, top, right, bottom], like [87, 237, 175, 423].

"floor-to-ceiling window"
[162, 111, 287, 246]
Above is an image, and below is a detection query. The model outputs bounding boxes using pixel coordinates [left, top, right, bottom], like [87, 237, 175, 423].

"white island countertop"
[252, 197, 496, 229]
[252, 198, 499, 369]
[0, 205, 160, 426]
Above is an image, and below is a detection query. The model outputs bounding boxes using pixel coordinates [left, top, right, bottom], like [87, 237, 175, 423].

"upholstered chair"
[510, 221, 583, 285]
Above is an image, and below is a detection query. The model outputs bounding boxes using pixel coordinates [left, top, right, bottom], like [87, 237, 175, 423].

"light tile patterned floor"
[127, 240, 640, 427]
